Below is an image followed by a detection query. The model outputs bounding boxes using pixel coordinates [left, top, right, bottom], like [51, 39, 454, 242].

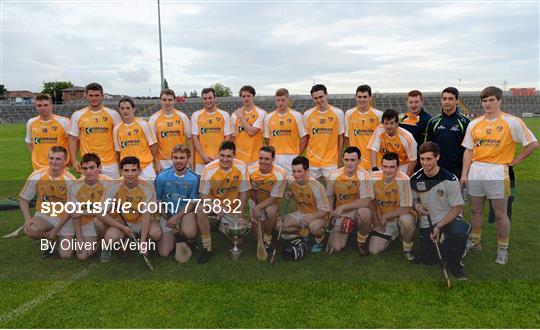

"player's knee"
[356, 208, 372, 225]
[398, 214, 415, 230]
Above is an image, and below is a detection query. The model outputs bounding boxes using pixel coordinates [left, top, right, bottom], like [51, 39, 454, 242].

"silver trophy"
[223, 215, 251, 260]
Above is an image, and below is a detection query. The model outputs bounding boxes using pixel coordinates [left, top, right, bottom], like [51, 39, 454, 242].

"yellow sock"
[201, 234, 212, 251]
[356, 232, 368, 244]
[263, 234, 272, 244]
[497, 238, 509, 249]
[402, 241, 413, 252]
[471, 228, 482, 244]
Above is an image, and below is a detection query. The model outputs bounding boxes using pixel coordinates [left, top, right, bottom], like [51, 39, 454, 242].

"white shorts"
[102, 163, 120, 179]
[467, 161, 510, 199]
[80, 222, 97, 237]
[126, 222, 142, 235]
[158, 217, 173, 234]
[159, 159, 173, 170]
[35, 212, 74, 236]
[275, 154, 296, 177]
[310, 164, 338, 179]
[195, 163, 205, 175]
[140, 164, 156, 180]
[373, 221, 399, 241]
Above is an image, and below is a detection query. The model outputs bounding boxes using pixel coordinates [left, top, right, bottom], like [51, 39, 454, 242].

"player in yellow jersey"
[68, 83, 121, 178]
[461, 86, 538, 265]
[248, 146, 287, 254]
[231, 85, 266, 167]
[25, 93, 70, 170]
[326, 146, 373, 254]
[191, 87, 233, 175]
[368, 109, 417, 176]
[345, 85, 383, 170]
[98, 156, 162, 262]
[281, 156, 330, 253]
[113, 97, 158, 180]
[369, 152, 416, 261]
[304, 84, 345, 180]
[263, 88, 308, 176]
[19, 146, 76, 259]
[148, 89, 192, 172]
[198, 141, 250, 263]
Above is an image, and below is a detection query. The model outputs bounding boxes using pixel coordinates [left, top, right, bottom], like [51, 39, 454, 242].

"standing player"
[425, 87, 470, 178]
[154, 144, 199, 257]
[400, 90, 432, 172]
[197, 141, 250, 263]
[25, 93, 70, 170]
[19, 146, 76, 259]
[248, 146, 287, 254]
[281, 156, 330, 253]
[461, 86, 538, 265]
[304, 84, 345, 180]
[68, 83, 121, 178]
[191, 87, 233, 175]
[263, 88, 307, 176]
[99, 156, 162, 262]
[148, 89, 191, 172]
[345, 84, 383, 170]
[369, 152, 416, 261]
[113, 97, 158, 180]
[231, 85, 266, 167]
[368, 109, 417, 176]
[326, 146, 373, 254]
[411, 142, 469, 279]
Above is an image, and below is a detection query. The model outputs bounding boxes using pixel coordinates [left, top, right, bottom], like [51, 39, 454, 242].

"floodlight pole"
[158, 0, 165, 91]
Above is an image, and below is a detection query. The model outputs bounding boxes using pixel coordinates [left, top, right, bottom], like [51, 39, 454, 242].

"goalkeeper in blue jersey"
[154, 144, 199, 257]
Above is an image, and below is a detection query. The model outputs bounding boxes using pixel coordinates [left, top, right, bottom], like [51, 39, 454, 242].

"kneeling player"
[99, 156, 162, 262]
[248, 146, 287, 254]
[154, 144, 199, 257]
[369, 152, 416, 261]
[19, 146, 76, 259]
[326, 146, 373, 254]
[281, 156, 330, 253]
[197, 141, 250, 263]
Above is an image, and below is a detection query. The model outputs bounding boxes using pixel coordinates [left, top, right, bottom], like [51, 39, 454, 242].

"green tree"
[189, 90, 198, 98]
[41, 81, 74, 104]
[183, 91, 188, 98]
[211, 83, 232, 97]
[0, 84, 7, 99]
[163, 79, 169, 90]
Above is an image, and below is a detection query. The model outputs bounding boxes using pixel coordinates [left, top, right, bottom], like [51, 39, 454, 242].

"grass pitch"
[0, 120, 539, 328]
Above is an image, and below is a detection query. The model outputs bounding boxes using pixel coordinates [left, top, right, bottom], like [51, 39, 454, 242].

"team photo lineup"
[16, 81, 539, 282]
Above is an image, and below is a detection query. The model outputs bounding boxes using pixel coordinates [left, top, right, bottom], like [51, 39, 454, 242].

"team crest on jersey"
[102, 117, 108, 122]
[233, 175, 239, 180]
[51, 126, 57, 131]
[437, 189, 444, 197]
[486, 128, 492, 135]
[329, 117, 333, 122]
[167, 122, 173, 127]
[369, 118, 374, 123]
[320, 119, 326, 124]
[208, 119, 213, 124]
[416, 181, 427, 191]
[394, 143, 400, 149]
[183, 183, 190, 190]
[279, 121, 284, 126]
[496, 126, 503, 132]
[42, 128, 48, 133]
[287, 119, 292, 124]
[216, 117, 221, 122]
[225, 178, 230, 184]
[176, 120, 181, 125]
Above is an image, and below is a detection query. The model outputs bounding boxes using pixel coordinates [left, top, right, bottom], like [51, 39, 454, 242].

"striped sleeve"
[178, 111, 191, 139]
[397, 173, 413, 208]
[263, 113, 272, 138]
[367, 125, 384, 151]
[19, 170, 44, 201]
[25, 117, 35, 144]
[505, 114, 537, 146]
[461, 118, 480, 150]
[140, 119, 157, 145]
[270, 166, 287, 198]
[311, 180, 331, 211]
[399, 129, 418, 161]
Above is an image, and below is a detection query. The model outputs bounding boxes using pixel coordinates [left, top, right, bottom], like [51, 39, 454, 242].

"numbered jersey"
[101, 178, 156, 223]
[288, 176, 330, 214]
[113, 118, 156, 168]
[68, 174, 113, 224]
[326, 167, 373, 208]
[344, 107, 383, 169]
[462, 112, 537, 164]
[191, 109, 233, 165]
[248, 164, 287, 202]
[263, 109, 307, 155]
[371, 171, 412, 218]
[148, 109, 191, 161]
[68, 106, 121, 165]
[368, 126, 417, 166]
[231, 106, 266, 163]
[19, 168, 76, 213]
[199, 159, 250, 202]
[25, 115, 70, 170]
[304, 106, 345, 167]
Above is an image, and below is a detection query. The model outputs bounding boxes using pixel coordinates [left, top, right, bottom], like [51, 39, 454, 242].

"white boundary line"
[0, 267, 90, 325]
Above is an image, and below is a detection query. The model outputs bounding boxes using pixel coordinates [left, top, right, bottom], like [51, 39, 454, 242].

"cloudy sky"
[2, 1, 538, 96]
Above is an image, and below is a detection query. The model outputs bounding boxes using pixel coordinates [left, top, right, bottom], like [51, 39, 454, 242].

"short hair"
[407, 90, 423, 100]
[34, 93, 52, 103]
[343, 146, 361, 159]
[382, 152, 400, 166]
[382, 109, 399, 123]
[160, 89, 176, 98]
[239, 85, 256, 96]
[120, 156, 140, 169]
[441, 87, 459, 99]
[86, 83, 103, 93]
[201, 87, 215, 97]
[310, 84, 327, 95]
[292, 156, 309, 170]
[80, 153, 101, 167]
[49, 146, 68, 159]
[480, 86, 503, 100]
[118, 96, 135, 109]
[275, 88, 289, 97]
[418, 142, 440, 157]
[172, 144, 191, 158]
[259, 145, 275, 159]
[356, 84, 372, 97]
[219, 140, 236, 153]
